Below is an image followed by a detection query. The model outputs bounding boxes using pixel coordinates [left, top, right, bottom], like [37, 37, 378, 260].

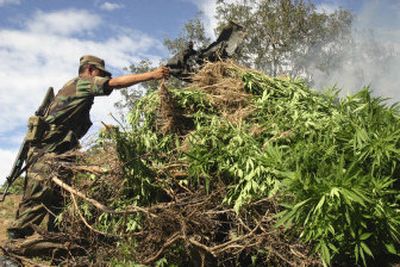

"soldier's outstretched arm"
[108, 67, 169, 90]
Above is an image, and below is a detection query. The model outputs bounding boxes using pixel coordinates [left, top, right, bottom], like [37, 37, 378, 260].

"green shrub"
[108, 63, 400, 265]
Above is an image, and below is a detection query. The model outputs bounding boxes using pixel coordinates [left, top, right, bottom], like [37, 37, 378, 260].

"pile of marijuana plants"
[64, 62, 400, 266]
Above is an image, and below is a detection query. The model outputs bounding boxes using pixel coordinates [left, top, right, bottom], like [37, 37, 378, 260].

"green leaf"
[359, 232, 372, 241]
[384, 243, 398, 255]
[328, 243, 339, 254]
[320, 241, 331, 266]
[354, 244, 359, 263]
[341, 188, 366, 207]
[360, 242, 373, 258]
[313, 195, 326, 214]
[329, 187, 340, 199]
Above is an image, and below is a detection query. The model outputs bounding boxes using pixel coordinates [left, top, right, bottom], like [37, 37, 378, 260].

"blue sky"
[0, 0, 199, 37]
[0, 0, 399, 184]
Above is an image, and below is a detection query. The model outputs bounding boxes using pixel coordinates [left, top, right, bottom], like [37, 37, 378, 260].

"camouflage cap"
[79, 55, 112, 77]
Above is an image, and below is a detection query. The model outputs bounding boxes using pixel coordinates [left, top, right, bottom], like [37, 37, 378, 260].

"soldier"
[6, 55, 169, 240]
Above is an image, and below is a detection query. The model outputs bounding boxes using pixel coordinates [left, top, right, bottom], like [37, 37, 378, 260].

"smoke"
[196, 0, 400, 102]
[311, 1, 400, 103]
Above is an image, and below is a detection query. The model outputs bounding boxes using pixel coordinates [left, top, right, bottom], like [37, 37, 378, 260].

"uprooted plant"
[6, 61, 400, 266]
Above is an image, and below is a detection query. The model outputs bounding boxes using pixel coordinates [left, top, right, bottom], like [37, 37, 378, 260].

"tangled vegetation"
[7, 62, 400, 266]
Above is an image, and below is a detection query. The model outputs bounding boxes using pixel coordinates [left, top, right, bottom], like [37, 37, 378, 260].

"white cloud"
[0, 9, 164, 183]
[0, 149, 16, 185]
[187, 0, 218, 38]
[198, 0, 218, 38]
[100, 2, 123, 11]
[27, 9, 102, 36]
[316, 3, 339, 14]
[0, 0, 20, 7]
[187, 0, 245, 39]
[0, 133, 25, 148]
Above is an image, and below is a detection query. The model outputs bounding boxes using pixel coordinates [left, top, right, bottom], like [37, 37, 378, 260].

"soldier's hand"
[151, 66, 170, 80]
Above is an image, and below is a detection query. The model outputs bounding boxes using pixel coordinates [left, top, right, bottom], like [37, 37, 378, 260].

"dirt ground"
[0, 194, 21, 244]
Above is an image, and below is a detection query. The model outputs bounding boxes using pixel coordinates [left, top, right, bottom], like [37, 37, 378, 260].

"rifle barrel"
[2, 86, 54, 202]
[0, 182, 10, 202]
[36, 87, 54, 116]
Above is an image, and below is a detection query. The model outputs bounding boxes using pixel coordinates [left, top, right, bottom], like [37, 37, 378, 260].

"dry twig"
[51, 176, 157, 218]
[70, 193, 117, 238]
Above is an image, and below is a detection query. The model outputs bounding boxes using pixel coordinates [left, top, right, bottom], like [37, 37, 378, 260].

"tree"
[164, 15, 211, 54]
[215, 0, 353, 79]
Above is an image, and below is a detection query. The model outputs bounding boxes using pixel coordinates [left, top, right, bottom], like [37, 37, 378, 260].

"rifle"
[1, 87, 54, 202]
[166, 21, 245, 81]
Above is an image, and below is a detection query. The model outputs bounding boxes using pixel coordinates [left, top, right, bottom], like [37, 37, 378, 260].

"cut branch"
[70, 192, 118, 238]
[51, 176, 157, 218]
[142, 233, 182, 264]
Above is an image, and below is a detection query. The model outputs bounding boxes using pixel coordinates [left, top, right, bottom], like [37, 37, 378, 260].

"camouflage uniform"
[7, 55, 113, 238]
